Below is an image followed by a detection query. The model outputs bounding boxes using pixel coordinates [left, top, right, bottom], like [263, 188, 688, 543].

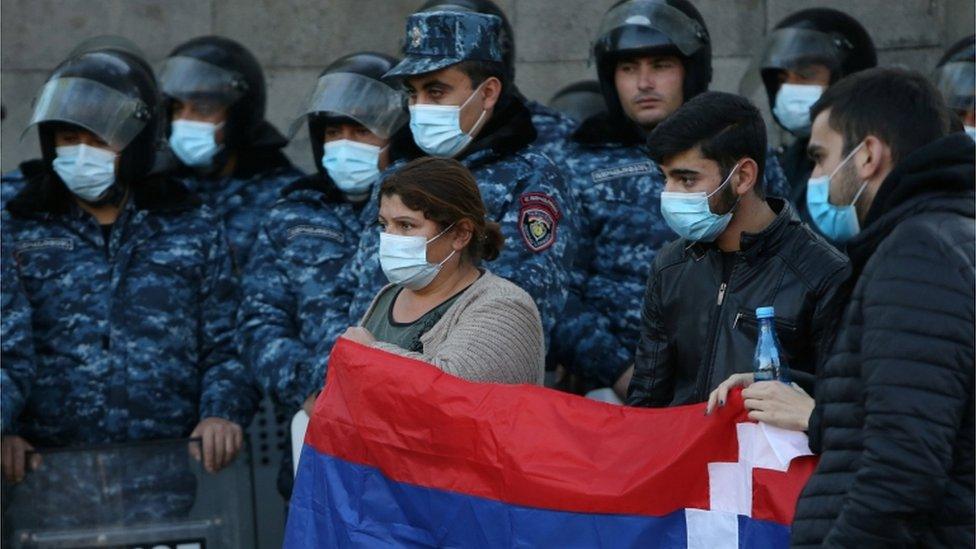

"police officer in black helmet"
[416, 0, 578, 152]
[547, 0, 791, 395]
[933, 35, 976, 139]
[237, 51, 414, 500]
[159, 36, 303, 268]
[746, 8, 876, 243]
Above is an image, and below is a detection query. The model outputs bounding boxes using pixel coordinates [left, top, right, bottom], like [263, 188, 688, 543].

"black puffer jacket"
[626, 199, 850, 406]
[792, 133, 976, 548]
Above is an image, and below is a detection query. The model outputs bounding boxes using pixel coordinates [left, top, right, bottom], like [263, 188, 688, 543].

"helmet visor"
[933, 61, 975, 111]
[596, 0, 708, 57]
[23, 76, 151, 150]
[159, 56, 248, 105]
[759, 28, 847, 72]
[288, 72, 408, 139]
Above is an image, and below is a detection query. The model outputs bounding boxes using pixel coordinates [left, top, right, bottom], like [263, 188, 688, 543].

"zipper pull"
[733, 312, 742, 328]
[716, 282, 727, 306]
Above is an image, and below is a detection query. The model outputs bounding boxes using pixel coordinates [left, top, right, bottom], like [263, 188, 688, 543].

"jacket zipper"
[695, 263, 735, 401]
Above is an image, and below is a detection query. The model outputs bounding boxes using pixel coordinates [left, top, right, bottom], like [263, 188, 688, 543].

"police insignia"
[518, 193, 561, 253]
[411, 26, 423, 48]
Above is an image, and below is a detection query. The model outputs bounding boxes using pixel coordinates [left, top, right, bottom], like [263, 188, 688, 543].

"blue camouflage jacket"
[305, 97, 581, 389]
[2, 173, 259, 446]
[526, 98, 577, 155]
[238, 175, 365, 412]
[175, 148, 303, 270]
[1, 235, 35, 433]
[547, 112, 792, 386]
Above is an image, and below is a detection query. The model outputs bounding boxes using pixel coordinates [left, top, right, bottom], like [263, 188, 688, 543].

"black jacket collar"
[848, 132, 976, 270]
[7, 165, 200, 220]
[571, 111, 646, 147]
[688, 198, 798, 265]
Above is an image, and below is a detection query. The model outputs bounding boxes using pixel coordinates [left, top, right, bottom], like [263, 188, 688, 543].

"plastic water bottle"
[753, 306, 790, 383]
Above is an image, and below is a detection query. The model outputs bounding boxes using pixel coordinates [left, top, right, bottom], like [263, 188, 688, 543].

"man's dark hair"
[810, 67, 950, 163]
[455, 59, 508, 93]
[646, 91, 767, 198]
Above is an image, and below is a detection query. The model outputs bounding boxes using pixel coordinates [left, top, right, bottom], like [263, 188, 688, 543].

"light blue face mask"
[660, 162, 741, 242]
[965, 125, 976, 142]
[409, 83, 487, 158]
[322, 139, 383, 197]
[773, 84, 823, 135]
[52, 144, 117, 202]
[378, 223, 457, 290]
[169, 119, 222, 168]
[806, 142, 867, 244]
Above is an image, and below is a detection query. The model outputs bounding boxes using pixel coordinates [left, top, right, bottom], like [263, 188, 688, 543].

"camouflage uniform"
[547, 113, 792, 387]
[238, 176, 364, 413]
[2, 174, 259, 447]
[526, 99, 578, 157]
[175, 156, 302, 270]
[1, 233, 35, 433]
[306, 11, 581, 388]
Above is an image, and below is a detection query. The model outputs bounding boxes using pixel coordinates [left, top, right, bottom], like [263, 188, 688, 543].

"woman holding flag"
[339, 157, 545, 384]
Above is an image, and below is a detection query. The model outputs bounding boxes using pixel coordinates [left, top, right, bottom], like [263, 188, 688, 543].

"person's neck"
[408, 260, 479, 303]
[77, 189, 129, 225]
[715, 196, 777, 252]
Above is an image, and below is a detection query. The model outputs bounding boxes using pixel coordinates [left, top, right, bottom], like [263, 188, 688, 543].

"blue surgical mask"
[52, 144, 117, 202]
[965, 125, 976, 141]
[409, 84, 487, 158]
[773, 84, 823, 134]
[660, 163, 741, 242]
[379, 223, 456, 290]
[322, 140, 383, 197]
[806, 142, 867, 244]
[169, 119, 222, 168]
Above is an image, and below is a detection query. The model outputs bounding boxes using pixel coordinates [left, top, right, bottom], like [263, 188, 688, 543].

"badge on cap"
[518, 192, 561, 253]
[411, 26, 423, 48]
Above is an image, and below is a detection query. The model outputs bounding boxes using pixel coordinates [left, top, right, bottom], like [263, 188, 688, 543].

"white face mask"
[169, 119, 222, 168]
[52, 144, 117, 202]
[965, 125, 976, 142]
[773, 83, 823, 134]
[322, 140, 384, 197]
[378, 223, 456, 290]
[409, 83, 487, 158]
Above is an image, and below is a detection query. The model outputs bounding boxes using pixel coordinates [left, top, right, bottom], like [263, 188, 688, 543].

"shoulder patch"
[286, 224, 345, 243]
[14, 237, 74, 254]
[590, 161, 656, 183]
[518, 192, 561, 253]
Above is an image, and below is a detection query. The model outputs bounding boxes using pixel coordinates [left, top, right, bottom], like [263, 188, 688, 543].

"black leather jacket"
[626, 199, 850, 407]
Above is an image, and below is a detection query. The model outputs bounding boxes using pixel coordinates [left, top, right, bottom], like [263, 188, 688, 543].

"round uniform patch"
[518, 192, 561, 253]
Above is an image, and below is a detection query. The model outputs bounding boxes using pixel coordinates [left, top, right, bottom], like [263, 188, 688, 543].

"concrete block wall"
[2, 0, 973, 173]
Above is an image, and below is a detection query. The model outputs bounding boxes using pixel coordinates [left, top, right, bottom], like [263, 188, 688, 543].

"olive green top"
[363, 285, 468, 352]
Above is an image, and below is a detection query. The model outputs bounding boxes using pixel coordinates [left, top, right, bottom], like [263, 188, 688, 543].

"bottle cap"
[756, 306, 775, 319]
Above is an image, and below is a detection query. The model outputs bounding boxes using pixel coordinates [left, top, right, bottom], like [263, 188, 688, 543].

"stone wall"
[2, 0, 972, 172]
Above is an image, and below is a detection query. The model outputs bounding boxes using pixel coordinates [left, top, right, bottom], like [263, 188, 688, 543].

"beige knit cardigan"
[359, 270, 545, 385]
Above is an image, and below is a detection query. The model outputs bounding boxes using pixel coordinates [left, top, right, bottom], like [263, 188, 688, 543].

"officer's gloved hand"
[1, 435, 39, 483]
[189, 417, 243, 474]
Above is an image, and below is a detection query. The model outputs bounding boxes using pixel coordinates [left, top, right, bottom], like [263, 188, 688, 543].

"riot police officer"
[933, 35, 975, 139]
[159, 36, 303, 267]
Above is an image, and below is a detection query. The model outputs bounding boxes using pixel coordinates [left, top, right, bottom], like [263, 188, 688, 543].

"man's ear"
[733, 158, 759, 197]
[856, 135, 889, 182]
[481, 76, 503, 112]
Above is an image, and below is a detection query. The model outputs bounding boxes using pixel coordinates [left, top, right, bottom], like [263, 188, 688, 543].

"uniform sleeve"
[237, 223, 313, 412]
[825, 232, 974, 545]
[1, 242, 35, 434]
[763, 147, 792, 200]
[491, 158, 580, 348]
[198, 223, 260, 427]
[307, 248, 359, 393]
[626, 259, 675, 407]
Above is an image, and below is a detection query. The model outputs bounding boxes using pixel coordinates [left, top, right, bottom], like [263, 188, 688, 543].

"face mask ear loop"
[459, 82, 489, 137]
[426, 222, 457, 245]
[828, 141, 865, 182]
[705, 161, 742, 199]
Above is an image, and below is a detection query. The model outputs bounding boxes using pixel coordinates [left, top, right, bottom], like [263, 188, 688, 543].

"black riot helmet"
[757, 9, 876, 113]
[25, 50, 160, 188]
[548, 80, 607, 122]
[592, 0, 711, 122]
[160, 36, 269, 151]
[290, 52, 408, 178]
[933, 35, 975, 114]
[418, 0, 516, 82]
